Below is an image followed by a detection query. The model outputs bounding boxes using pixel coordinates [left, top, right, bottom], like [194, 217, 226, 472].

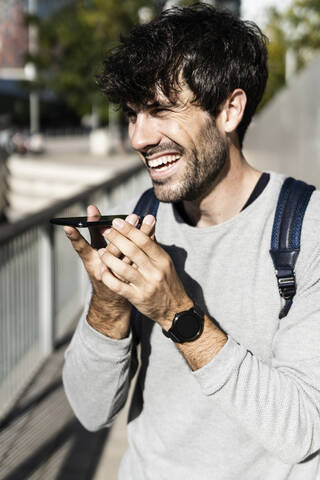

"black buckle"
[276, 270, 296, 300]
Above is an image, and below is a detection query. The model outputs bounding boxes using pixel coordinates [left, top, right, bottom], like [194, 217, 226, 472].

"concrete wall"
[244, 53, 320, 188]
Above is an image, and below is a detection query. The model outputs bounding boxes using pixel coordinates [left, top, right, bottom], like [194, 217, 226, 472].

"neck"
[182, 146, 262, 227]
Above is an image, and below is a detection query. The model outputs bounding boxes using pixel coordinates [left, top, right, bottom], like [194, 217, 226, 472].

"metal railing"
[0, 163, 150, 420]
[0, 146, 9, 222]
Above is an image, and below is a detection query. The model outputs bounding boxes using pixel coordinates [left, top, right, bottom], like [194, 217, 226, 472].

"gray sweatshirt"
[63, 171, 320, 479]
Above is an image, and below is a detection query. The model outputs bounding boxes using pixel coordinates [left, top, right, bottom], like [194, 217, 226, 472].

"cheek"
[214, 114, 226, 137]
[166, 121, 194, 149]
[172, 111, 211, 147]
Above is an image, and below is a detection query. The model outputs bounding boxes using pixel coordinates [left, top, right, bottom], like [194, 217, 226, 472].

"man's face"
[126, 86, 228, 203]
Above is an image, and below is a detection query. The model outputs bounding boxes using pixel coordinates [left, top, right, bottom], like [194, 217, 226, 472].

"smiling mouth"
[146, 154, 181, 171]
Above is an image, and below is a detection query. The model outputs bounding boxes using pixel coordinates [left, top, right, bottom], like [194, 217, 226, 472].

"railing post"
[39, 223, 55, 355]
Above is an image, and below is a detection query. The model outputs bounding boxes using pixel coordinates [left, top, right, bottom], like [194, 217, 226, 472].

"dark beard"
[152, 118, 228, 203]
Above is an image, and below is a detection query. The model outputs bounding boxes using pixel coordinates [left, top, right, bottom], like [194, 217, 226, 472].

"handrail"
[0, 160, 148, 420]
[0, 162, 144, 245]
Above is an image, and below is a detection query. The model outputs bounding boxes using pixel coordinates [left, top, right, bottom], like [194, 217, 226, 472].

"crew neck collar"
[169, 171, 284, 234]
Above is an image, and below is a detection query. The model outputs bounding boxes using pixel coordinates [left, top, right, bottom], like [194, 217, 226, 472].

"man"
[63, 4, 320, 479]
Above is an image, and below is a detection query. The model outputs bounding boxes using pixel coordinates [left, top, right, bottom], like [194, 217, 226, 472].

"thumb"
[87, 204, 101, 218]
[64, 225, 96, 268]
[87, 204, 107, 250]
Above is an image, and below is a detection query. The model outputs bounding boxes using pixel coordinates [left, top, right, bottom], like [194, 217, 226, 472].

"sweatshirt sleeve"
[62, 196, 142, 431]
[62, 290, 137, 431]
[192, 246, 320, 465]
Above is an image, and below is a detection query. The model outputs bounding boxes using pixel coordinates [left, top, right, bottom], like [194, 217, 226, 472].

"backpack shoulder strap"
[133, 187, 160, 219]
[270, 177, 315, 319]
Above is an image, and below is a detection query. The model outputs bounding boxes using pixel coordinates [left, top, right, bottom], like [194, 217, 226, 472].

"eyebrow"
[124, 100, 177, 113]
[147, 100, 176, 108]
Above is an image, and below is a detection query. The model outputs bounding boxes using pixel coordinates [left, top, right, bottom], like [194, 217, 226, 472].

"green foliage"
[31, 0, 155, 120]
[258, 7, 287, 111]
[284, 0, 320, 73]
[260, 0, 320, 110]
[31, 0, 320, 117]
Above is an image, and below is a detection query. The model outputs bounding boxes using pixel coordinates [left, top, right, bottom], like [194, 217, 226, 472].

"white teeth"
[147, 155, 180, 168]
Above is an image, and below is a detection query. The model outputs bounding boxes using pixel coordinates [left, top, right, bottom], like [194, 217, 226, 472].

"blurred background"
[0, 0, 319, 479]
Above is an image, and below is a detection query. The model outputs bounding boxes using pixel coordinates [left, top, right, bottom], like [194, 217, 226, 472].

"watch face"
[174, 312, 201, 340]
[162, 306, 204, 343]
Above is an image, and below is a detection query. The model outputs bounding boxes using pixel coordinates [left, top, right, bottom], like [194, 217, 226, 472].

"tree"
[29, 0, 154, 123]
[259, 0, 320, 110]
[258, 7, 287, 111]
[283, 0, 320, 67]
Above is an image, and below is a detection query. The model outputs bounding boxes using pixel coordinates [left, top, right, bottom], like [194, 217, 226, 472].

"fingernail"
[112, 218, 125, 229]
[98, 248, 106, 256]
[126, 214, 139, 226]
[104, 228, 112, 236]
[143, 215, 155, 226]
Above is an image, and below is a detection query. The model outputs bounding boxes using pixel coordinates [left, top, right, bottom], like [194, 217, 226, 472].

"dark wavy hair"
[97, 3, 268, 147]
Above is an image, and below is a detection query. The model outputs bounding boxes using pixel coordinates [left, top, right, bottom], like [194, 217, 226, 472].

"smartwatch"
[162, 305, 204, 343]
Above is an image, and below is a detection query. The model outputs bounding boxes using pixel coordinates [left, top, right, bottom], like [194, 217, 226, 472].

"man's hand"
[100, 217, 193, 330]
[64, 205, 155, 338]
[96, 214, 227, 371]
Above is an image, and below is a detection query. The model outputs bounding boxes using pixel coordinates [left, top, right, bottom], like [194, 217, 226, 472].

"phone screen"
[50, 214, 129, 227]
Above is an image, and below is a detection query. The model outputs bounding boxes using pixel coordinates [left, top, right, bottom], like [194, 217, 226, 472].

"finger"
[101, 250, 143, 286]
[87, 205, 107, 250]
[87, 204, 101, 220]
[97, 248, 128, 282]
[140, 215, 156, 239]
[107, 217, 160, 260]
[106, 214, 140, 260]
[117, 215, 155, 269]
[105, 214, 141, 277]
[101, 266, 133, 299]
[125, 215, 155, 269]
[94, 249, 106, 281]
[104, 227, 149, 269]
[64, 225, 94, 263]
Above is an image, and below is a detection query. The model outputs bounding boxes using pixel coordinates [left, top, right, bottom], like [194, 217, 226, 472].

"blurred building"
[0, 0, 74, 128]
[0, 0, 72, 77]
[0, 0, 28, 129]
[0, 0, 27, 71]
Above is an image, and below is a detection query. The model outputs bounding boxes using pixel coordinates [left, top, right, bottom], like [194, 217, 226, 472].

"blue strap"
[270, 177, 315, 319]
[133, 188, 160, 219]
[132, 180, 315, 321]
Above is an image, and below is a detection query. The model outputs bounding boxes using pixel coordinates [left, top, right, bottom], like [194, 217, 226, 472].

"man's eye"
[124, 111, 137, 123]
[152, 107, 169, 116]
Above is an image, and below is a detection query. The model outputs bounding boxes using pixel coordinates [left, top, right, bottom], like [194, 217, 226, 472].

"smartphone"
[50, 214, 130, 228]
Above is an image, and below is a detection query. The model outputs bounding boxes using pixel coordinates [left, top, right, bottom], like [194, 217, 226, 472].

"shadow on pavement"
[0, 336, 110, 480]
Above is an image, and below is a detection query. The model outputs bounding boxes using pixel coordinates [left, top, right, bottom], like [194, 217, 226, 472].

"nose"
[129, 113, 161, 152]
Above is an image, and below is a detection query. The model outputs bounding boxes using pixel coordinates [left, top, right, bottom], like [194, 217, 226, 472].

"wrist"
[161, 297, 194, 331]
[177, 316, 227, 371]
[87, 293, 131, 339]
[162, 302, 204, 344]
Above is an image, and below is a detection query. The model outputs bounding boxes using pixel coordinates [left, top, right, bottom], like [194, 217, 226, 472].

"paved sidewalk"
[0, 327, 130, 480]
[1, 136, 137, 479]
[6, 135, 141, 221]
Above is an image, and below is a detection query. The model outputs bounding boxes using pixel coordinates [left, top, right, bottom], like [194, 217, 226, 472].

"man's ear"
[220, 89, 247, 134]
